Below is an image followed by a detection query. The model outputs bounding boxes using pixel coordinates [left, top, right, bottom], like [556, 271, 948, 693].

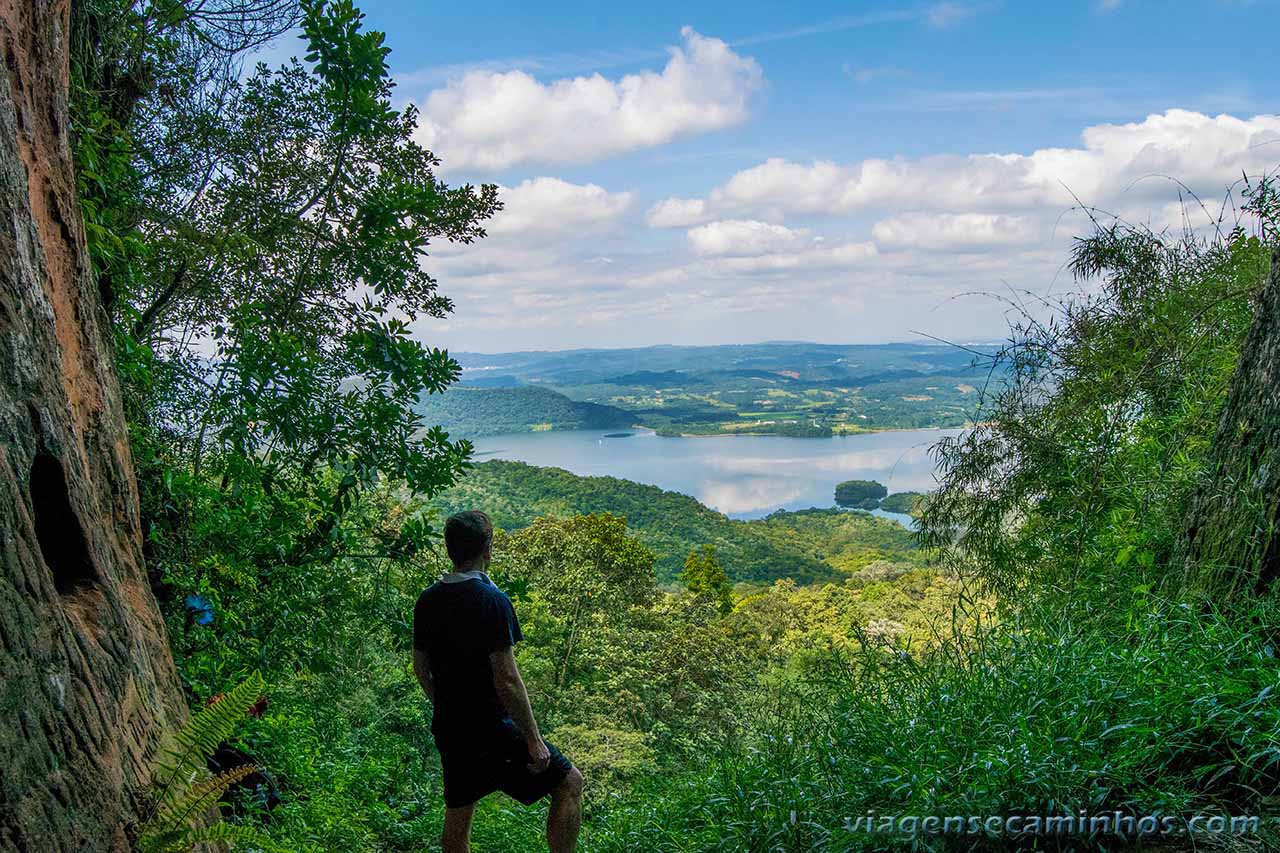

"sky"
[263, 1, 1280, 352]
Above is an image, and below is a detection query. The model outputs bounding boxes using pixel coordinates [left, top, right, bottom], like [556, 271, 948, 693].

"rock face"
[1181, 249, 1280, 597]
[0, 1, 186, 850]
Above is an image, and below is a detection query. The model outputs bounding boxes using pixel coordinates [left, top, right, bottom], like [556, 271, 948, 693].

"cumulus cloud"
[418, 110, 1277, 351]
[646, 197, 712, 228]
[705, 240, 878, 273]
[687, 220, 811, 256]
[871, 213, 1039, 252]
[487, 178, 633, 236]
[670, 219, 879, 272]
[414, 28, 763, 172]
[664, 111, 1280, 219]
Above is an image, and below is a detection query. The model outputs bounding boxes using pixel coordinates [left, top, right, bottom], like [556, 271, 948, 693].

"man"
[412, 510, 583, 853]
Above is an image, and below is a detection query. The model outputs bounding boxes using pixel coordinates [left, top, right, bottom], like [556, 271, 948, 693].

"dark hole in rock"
[30, 451, 98, 595]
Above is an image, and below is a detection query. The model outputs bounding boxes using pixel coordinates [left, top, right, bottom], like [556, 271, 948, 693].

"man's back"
[413, 574, 523, 750]
[414, 511, 581, 852]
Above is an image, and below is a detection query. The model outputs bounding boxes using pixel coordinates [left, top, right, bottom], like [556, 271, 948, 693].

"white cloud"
[678, 111, 1280, 219]
[871, 213, 1039, 252]
[414, 28, 763, 172]
[646, 197, 711, 228]
[487, 178, 632, 236]
[705, 240, 878, 273]
[687, 219, 810, 256]
[417, 110, 1277, 352]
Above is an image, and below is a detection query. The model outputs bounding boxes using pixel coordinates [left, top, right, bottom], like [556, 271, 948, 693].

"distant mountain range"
[452, 340, 992, 387]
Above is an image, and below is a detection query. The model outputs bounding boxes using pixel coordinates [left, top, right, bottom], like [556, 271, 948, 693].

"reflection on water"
[697, 477, 809, 516]
[468, 428, 960, 521]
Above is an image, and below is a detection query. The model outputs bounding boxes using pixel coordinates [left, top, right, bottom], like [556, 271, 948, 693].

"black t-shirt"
[413, 575, 523, 752]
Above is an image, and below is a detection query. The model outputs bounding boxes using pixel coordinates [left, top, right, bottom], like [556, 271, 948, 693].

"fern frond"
[138, 816, 274, 853]
[135, 826, 187, 853]
[146, 763, 257, 838]
[153, 671, 265, 813]
[183, 821, 275, 849]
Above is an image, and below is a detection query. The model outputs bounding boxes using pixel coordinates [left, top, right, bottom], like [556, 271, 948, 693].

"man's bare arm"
[490, 646, 551, 772]
[412, 648, 436, 704]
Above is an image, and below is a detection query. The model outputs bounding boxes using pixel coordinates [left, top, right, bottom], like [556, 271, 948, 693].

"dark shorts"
[438, 720, 573, 809]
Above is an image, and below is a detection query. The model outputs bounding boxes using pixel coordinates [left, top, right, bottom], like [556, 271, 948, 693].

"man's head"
[443, 510, 493, 569]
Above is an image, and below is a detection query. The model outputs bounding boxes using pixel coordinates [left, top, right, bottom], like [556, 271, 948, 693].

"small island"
[834, 479, 888, 509]
[604, 432, 635, 438]
[880, 491, 927, 516]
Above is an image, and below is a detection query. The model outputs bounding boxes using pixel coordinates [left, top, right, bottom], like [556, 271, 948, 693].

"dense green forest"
[834, 478, 888, 508]
[414, 386, 634, 436]
[61, 0, 1280, 850]
[433, 460, 923, 584]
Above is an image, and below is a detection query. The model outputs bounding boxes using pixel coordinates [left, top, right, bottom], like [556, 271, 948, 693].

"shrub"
[588, 597, 1280, 851]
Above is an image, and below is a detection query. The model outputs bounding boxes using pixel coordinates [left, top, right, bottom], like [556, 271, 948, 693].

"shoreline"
[464, 423, 971, 440]
[657, 423, 973, 439]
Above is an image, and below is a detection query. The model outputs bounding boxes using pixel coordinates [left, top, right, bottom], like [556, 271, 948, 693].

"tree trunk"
[0, 1, 186, 850]
[1180, 249, 1280, 597]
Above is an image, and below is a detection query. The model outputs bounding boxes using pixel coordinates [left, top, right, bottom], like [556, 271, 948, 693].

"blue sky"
[271, 1, 1280, 351]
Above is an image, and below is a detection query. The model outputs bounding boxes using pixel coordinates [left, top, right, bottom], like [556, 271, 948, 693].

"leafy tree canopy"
[71, 0, 499, 591]
[920, 175, 1279, 609]
[879, 491, 926, 515]
[834, 479, 887, 509]
[682, 545, 733, 614]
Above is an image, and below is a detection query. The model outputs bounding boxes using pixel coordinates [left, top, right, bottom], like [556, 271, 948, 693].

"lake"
[471, 427, 962, 522]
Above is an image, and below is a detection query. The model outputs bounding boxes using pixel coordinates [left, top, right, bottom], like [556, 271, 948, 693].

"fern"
[137, 818, 272, 853]
[149, 765, 257, 836]
[137, 672, 269, 853]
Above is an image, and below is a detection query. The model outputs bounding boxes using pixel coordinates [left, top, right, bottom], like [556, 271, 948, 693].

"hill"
[450, 341, 991, 436]
[433, 459, 923, 584]
[415, 386, 634, 437]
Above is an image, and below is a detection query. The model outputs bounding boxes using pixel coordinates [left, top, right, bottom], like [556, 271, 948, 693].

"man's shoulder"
[417, 577, 508, 606]
[415, 581, 447, 609]
[484, 582, 515, 608]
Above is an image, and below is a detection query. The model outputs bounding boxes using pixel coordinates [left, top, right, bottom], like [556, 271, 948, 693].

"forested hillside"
[11, 0, 1277, 849]
[433, 460, 922, 584]
[415, 386, 635, 436]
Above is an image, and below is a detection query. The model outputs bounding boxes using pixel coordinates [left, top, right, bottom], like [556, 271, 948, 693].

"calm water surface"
[470, 428, 961, 522]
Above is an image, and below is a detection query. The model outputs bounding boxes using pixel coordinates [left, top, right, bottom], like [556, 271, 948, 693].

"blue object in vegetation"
[185, 593, 214, 626]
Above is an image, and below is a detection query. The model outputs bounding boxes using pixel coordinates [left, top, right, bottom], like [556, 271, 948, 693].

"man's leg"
[546, 766, 583, 853]
[442, 803, 476, 853]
